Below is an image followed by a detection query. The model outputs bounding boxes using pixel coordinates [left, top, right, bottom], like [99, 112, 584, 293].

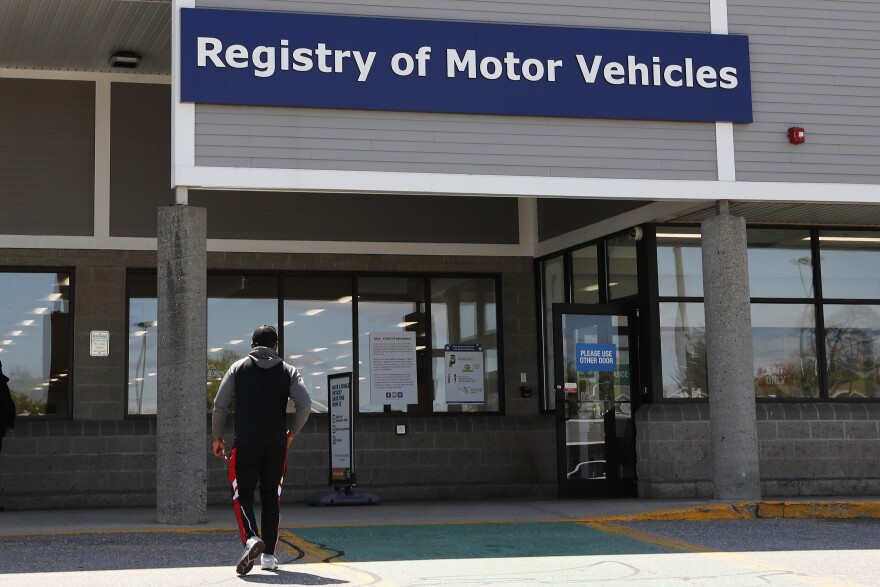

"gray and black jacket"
[211, 347, 311, 447]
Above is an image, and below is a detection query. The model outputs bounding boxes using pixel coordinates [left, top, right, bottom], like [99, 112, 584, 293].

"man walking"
[212, 325, 312, 575]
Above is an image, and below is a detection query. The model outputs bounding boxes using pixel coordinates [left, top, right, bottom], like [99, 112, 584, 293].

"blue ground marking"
[293, 522, 677, 562]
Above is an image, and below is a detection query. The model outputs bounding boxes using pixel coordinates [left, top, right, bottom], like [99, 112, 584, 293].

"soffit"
[668, 202, 880, 228]
[0, 0, 171, 75]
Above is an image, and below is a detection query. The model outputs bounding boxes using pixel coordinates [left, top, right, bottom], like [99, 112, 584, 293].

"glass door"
[553, 304, 638, 498]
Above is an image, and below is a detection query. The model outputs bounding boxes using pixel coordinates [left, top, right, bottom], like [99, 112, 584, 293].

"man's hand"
[212, 438, 227, 460]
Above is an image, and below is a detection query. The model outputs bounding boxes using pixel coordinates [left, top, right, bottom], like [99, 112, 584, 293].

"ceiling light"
[10, 331, 22, 336]
[33, 307, 48, 314]
[47, 293, 62, 301]
[135, 377, 144, 382]
[229, 339, 244, 344]
[311, 347, 327, 352]
[209, 347, 223, 353]
[304, 309, 324, 316]
[109, 50, 142, 69]
[311, 371, 325, 376]
[21, 320, 34, 326]
[582, 284, 600, 292]
[336, 340, 351, 345]
[337, 296, 353, 303]
[656, 232, 702, 239]
[397, 322, 417, 327]
[288, 354, 303, 359]
[811, 236, 880, 243]
[133, 330, 148, 337]
[333, 366, 346, 370]
[60, 277, 70, 286]
[283, 320, 295, 326]
[1, 340, 12, 345]
[416, 345, 426, 350]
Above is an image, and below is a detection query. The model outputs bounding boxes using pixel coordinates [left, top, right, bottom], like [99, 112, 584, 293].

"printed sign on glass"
[575, 343, 617, 372]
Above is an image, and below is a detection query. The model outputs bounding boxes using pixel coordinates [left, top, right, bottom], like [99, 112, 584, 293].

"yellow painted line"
[758, 501, 880, 519]
[282, 529, 341, 563]
[581, 521, 714, 553]
[578, 502, 757, 523]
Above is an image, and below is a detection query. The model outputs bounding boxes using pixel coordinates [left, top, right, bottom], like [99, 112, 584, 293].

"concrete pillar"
[701, 209, 761, 501]
[157, 205, 208, 524]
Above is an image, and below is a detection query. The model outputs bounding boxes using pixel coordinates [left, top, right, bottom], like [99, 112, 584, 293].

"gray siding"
[110, 83, 175, 238]
[190, 191, 520, 243]
[730, 0, 880, 184]
[0, 79, 94, 236]
[192, 1, 718, 182]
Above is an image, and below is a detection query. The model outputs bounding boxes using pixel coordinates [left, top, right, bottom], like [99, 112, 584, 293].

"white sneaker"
[261, 553, 279, 571]
[236, 536, 265, 575]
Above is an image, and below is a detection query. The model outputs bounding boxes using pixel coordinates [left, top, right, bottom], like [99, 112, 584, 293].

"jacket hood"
[248, 346, 283, 369]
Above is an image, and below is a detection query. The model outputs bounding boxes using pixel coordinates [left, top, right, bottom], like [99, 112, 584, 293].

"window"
[747, 229, 813, 298]
[658, 302, 707, 399]
[431, 277, 500, 412]
[752, 303, 819, 398]
[207, 275, 279, 410]
[656, 227, 703, 298]
[0, 271, 71, 417]
[127, 272, 501, 416]
[128, 273, 158, 415]
[824, 304, 880, 399]
[607, 234, 638, 300]
[819, 230, 880, 300]
[356, 277, 427, 413]
[283, 276, 353, 413]
[572, 245, 600, 304]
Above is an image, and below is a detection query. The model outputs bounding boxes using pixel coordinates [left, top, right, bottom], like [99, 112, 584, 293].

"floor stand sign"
[306, 372, 380, 506]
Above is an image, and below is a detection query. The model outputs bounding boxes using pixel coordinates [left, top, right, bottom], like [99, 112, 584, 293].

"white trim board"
[174, 167, 880, 205]
[0, 68, 169, 84]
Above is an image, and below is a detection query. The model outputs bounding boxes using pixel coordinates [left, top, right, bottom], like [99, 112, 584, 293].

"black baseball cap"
[251, 325, 278, 347]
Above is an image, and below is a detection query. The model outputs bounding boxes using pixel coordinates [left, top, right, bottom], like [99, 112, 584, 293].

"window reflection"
[752, 303, 819, 398]
[659, 302, 707, 399]
[283, 276, 353, 413]
[819, 231, 880, 299]
[824, 305, 880, 399]
[207, 275, 278, 410]
[431, 277, 499, 413]
[572, 245, 600, 304]
[747, 229, 813, 298]
[657, 228, 703, 297]
[607, 235, 638, 300]
[0, 272, 71, 417]
[128, 273, 157, 415]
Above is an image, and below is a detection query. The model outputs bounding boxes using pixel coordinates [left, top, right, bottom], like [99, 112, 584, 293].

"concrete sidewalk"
[2, 496, 880, 535]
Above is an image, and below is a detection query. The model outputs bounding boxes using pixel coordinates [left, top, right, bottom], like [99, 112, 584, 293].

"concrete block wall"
[0, 247, 554, 510]
[636, 403, 880, 498]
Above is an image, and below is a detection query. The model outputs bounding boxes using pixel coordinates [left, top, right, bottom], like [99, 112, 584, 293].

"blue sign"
[180, 8, 752, 123]
[576, 343, 617, 372]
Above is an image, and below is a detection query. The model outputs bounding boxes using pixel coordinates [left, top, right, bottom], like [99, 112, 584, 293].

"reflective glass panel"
[572, 244, 600, 304]
[207, 275, 278, 410]
[128, 274, 158, 415]
[659, 302, 707, 399]
[747, 229, 813, 298]
[431, 277, 499, 413]
[0, 272, 71, 417]
[657, 227, 703, 298]
[283, 276, 353, 414]
[752, 303, 819, 398]
[824, 304, 880, 399]
[542, 255, 565, 410]
[357, 277, 426, 413]
[819, 231, 880, 300]
[607, 234, 638, 300]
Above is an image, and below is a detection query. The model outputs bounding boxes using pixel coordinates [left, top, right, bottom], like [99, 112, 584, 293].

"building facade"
[1, 0, 879, 511]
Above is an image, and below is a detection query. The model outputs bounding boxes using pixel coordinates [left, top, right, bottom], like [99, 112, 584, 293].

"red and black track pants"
[227, 442, 289, 555]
